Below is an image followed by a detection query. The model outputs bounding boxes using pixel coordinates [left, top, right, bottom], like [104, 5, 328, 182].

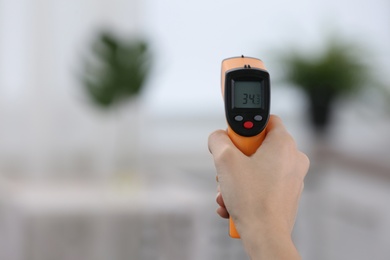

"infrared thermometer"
[221, 56, 271, 238]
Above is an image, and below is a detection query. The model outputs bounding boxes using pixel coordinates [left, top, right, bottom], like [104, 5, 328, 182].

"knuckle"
[214, 143, 236, 162]
[297, 151, 310, 178]
[301, 152, 310, 168]
[276, 130, 297, 153]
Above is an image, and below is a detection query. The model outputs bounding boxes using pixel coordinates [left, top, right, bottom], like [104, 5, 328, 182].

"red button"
[243, 121, 254, 129]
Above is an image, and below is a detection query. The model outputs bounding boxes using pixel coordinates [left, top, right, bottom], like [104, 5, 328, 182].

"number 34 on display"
[242, 93, 260, 105]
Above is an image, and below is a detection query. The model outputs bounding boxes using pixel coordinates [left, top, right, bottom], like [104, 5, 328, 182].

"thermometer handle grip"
[227, 126, 266, 238]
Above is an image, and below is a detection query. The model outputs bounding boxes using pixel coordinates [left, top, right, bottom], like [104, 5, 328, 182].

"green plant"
[81, 31, 150, 108]
[280, 36, 371, 132]
[283, 39, 368, 96]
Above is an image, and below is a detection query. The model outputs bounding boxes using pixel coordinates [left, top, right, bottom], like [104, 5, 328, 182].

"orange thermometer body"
[221, 56, 271, 238]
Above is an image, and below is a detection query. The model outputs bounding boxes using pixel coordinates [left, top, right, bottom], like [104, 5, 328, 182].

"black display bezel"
[224, 68, 270, 137]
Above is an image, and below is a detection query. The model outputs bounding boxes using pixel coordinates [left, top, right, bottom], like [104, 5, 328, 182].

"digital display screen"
[233, 80, 263, 108]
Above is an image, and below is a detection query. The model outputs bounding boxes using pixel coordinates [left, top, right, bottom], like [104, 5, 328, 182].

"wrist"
[239, 222, 300, 260]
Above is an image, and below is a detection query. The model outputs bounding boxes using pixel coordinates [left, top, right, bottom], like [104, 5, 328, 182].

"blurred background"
[0, 0, 389, 259]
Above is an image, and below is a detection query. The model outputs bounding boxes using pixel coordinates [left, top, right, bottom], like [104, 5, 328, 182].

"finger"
[216, 192, 226, 208]
[208, 130, 235, 156]
[255, 115, 297, 157]
[264, 115, 290, 139]
[216, 207, 230, 219]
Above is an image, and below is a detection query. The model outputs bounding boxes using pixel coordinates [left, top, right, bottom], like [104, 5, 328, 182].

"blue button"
[254, 115, 263, 121]
[234, 115, 244, 122]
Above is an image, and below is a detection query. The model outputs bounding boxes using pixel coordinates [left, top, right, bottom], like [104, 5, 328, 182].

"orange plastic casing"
[221, 56, 268, 238]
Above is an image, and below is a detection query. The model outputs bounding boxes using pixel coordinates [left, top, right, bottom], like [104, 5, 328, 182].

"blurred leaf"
[80, 31, 151, 109]
[279, 36, 371, 100]
[277, 35, 375, 132]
